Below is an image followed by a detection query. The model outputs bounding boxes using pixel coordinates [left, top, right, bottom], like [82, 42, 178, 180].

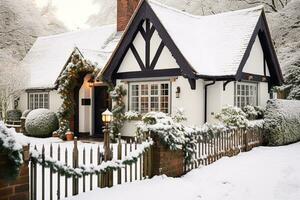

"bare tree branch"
[239, 0, 278, 12]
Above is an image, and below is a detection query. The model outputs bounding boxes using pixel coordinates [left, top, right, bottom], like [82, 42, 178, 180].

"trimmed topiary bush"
[6, 110, 22, 121]
[25, 109, 59, 138]
[263, 99, 300, 146]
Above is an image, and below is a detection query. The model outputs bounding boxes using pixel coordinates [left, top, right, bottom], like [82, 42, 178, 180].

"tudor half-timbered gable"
[101, 0, 283, 128]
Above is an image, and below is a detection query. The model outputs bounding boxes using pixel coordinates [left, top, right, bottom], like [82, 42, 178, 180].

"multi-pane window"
[130, 82, 170, 114]
[28, 92, 49, 110]
[234, 82, 257, 108]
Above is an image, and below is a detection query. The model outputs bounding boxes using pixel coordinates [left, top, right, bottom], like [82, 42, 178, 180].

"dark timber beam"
[150, 41, 165, 69]
[130, 43, 145, 70]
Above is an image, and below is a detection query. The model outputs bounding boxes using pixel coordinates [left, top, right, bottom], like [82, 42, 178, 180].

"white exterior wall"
[258, 82, 269, 107]
[17, 90, 63, 113]
[78, 75, 92, 133]
[49, 90, 63, 113]
[171, 77, 204, 126]
[242, 36, 270, 76]
[206, 82, 222, 123]
[117, 22, 180, 73]
[206, 81, 270, 124]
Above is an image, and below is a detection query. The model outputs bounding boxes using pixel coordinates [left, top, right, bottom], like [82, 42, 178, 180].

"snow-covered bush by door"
[215, 105, 249, 128]
[263, 99, 300, 146]
[6, 109, 22, 121]
[25, 109, 59, 138]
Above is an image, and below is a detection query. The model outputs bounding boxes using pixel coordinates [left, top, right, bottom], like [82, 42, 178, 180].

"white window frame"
[129, 81, 171, 114]
[28, 92, 49, 110]
[234, 82, 258, 108]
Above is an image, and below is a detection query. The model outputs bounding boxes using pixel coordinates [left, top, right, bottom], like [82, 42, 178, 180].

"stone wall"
[0, 146, 30, 200]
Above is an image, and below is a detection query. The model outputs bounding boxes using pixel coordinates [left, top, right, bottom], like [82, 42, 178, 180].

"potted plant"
[121, 111, 141, 137]
[66, 130, 74, 141]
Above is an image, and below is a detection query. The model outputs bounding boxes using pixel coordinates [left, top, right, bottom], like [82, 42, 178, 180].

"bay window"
[129, 82, 170, 114]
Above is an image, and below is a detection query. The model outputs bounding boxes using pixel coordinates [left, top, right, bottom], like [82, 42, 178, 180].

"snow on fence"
[29, 136, 152, 200]
[185, 128, 263, 172]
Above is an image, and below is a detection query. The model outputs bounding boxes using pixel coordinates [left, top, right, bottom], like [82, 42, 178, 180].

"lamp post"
[102, 109, 113, 161]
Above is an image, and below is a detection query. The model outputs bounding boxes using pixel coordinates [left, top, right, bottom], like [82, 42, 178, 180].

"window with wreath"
[28, 92, 49, 110]
[234, 82, 258, 108]
[130, 82, 170, 114]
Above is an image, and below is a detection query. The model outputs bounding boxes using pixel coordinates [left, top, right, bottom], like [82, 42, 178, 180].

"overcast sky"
[35, 0, 100, 30]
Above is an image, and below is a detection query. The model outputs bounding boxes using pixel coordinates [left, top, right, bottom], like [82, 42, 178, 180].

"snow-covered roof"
[148, 1, 263, 77]
[20, 24, 116, 89]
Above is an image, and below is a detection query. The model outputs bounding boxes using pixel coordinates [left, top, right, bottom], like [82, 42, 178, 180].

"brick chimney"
[117, 0, 140, 31]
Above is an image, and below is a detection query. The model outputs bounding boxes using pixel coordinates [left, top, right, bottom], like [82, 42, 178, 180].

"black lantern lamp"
[102, 109, 113, 161]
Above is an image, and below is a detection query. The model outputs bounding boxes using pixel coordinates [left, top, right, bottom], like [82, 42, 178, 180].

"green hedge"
[263, 99, 300, 145]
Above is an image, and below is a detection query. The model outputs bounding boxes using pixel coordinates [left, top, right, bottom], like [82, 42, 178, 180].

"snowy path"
[65, 142, 300, 200]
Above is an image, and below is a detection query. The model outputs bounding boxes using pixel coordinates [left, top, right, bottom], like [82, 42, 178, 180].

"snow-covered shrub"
[242, 105, 258, 120]
[263, 99, 300, 146]
[25, 109, 59, 138]
[21, 109, 31, 119]
[137, 112, 186, 150]
[0, 121, 23, 180]
[173, 108, 187, 123]
[6, 109, 22, 121]
[254, 106, 265, 119]
[280, 61, 300, 100]
[124, 111, 141, 120]
[137, 112, 198, 162]
[215, 105, 249, 128]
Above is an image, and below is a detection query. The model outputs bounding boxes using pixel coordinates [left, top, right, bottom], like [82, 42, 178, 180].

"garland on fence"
[108, 85, 127, 142]
[30, 140, 153, 178]
[0, 121, 23, 180]
[136, 111, 265, 164]
[56, 52, 100, 138]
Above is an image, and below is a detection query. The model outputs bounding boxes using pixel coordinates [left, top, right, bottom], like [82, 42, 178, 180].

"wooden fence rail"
[185, 128, 263, 172]
[29, 128, 262, 200]
[30, 136, 152, 200]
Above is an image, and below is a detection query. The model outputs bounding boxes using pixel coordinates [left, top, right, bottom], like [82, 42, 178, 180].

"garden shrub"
[263, 99, 300, 146]
[21, 109, 31, 119]
[215, 105, 249, 128]
[6, 109, 22, 121]
[242, 105, 258, 120]
[25, 109, 59, 137]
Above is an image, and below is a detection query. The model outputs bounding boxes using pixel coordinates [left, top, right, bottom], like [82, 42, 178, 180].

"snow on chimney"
[117, 0, 140, 31]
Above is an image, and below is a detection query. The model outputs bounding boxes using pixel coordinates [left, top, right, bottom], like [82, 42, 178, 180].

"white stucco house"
[17, 0, 283, 138]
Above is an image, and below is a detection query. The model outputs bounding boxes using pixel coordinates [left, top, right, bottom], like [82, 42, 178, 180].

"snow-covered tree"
[0, 66, 24, 121]
[280, 61, 300, 100]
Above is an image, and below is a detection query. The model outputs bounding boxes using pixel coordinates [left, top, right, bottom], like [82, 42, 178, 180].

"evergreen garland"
[56, 53, 99, 138]
[0, 121, 23, 180]
[108, 85, 127, 142]
[30, 140, 153, 178]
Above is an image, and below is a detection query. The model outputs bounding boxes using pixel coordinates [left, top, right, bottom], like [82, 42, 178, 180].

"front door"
[94, 86, 110, 137]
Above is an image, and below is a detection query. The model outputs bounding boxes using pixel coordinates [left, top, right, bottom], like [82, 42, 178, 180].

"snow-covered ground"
[65, 142, 300, 200]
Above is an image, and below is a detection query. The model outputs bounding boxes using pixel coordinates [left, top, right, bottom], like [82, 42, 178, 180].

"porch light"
[176, 87, 181, 98]
[102, 109, 113, 124]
